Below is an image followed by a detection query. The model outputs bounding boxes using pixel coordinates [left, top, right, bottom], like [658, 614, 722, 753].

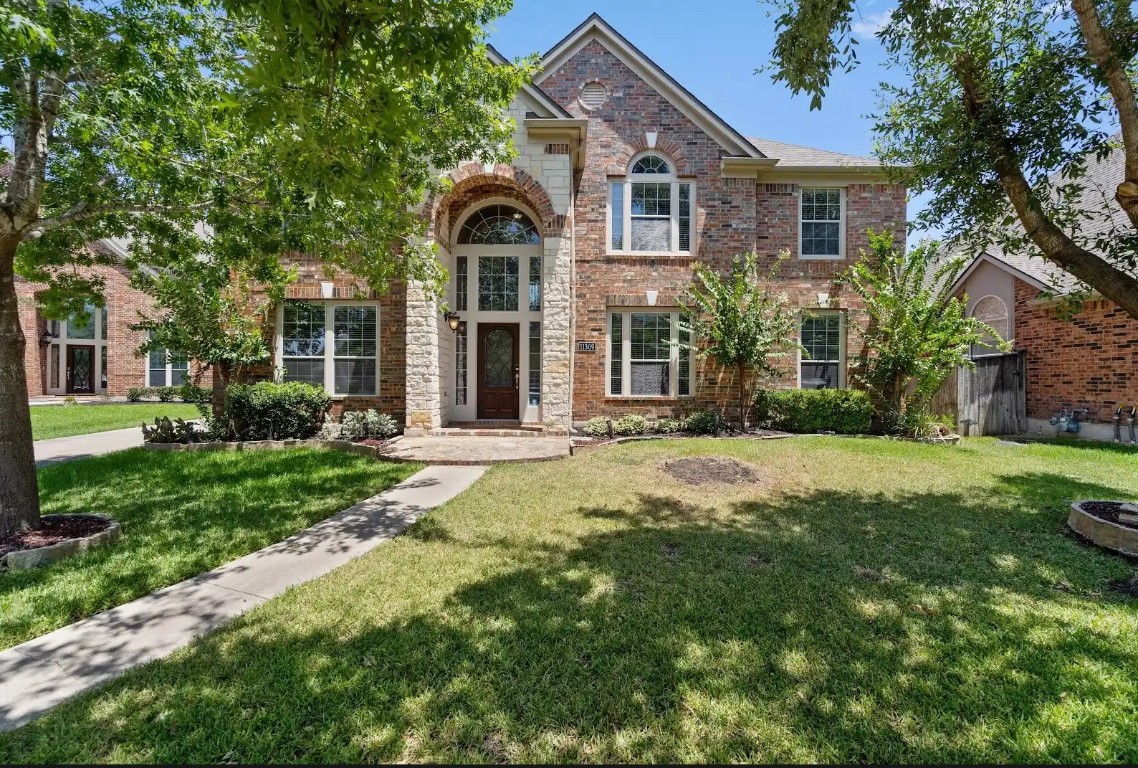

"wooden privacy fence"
[930, 351, 1027, 436]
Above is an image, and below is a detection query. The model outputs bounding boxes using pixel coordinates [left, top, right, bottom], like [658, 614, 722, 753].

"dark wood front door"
[477, 323, 519, 420]
[66, 345, 95, 394]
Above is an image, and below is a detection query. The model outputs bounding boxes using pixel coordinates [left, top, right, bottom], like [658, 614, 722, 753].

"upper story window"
[800, 188, 845, 259]
[457, 204, 540, 245]
[609, 153, 693, 254]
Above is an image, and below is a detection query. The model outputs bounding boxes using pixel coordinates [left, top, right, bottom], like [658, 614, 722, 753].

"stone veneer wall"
[1013, 278, 1138, 423]
[538, 39, 907, 421]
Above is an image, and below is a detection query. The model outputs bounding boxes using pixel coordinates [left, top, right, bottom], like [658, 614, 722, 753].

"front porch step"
[430, 425, 544, 438]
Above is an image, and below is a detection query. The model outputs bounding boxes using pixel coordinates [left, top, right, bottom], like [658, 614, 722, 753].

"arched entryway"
[450, 200, 544, 422]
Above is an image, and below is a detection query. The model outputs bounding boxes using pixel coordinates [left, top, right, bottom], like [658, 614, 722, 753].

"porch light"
[39, 331, 53, 347]
[445, 312, 461, 332]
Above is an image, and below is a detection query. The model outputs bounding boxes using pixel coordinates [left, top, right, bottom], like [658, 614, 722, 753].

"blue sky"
[487, 0, 897, 163]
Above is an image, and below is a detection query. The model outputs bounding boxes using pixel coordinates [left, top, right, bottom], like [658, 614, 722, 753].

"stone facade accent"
[1013, 278, 1138, 423]
[403, 277, 442, 434]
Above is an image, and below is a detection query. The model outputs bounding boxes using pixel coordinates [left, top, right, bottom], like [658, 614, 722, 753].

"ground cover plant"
[0, 449, 419, 650]
[29, 404, 200, 441]
[2, 437, 1136, 762]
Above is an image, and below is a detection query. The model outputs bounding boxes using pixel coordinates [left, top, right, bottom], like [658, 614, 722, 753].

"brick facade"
[540, 39, 906, 420]
[1014, 278, 1138, 422]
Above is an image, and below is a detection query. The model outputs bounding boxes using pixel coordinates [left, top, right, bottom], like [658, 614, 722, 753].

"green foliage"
[126, 388, 147, 403]
[761, 0, 1138, 316]
[142, 417, 202, 445]
[754, 388, 874, 434]
[613, 415, 648, 437]
[178, 384, 212, 405]
[581, 417, 612, 439]
[679, 254, 799, 427]
[155, 387, 178, 403]
[842, 233, 1005, 433]
[682, 409, 723, 436]
[652, 418, 685, 434]
[337, 410, 400, 441]
[221, 382, 331, 441]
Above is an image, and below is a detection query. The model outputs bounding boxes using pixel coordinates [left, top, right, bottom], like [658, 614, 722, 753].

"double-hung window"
[799, 312, 844, 389]
[799, 188, 844, 259]
[280, 300, 379, 396]
[609, 153, 693, 254]
[608, 310, 694, 397]
[147, 350, 189, 387]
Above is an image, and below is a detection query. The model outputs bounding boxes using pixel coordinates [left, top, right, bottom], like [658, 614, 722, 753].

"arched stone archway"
[427, 163, 563, 244]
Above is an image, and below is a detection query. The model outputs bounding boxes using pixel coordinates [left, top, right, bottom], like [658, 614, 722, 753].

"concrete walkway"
[0, 464, 486, 732]
[34, 426, 144, 467]
[382, 435, 570, 464]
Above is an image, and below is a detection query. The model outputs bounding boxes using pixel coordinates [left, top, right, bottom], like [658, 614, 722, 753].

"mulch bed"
[1108, 576, 1138, 597]
[662, 457, 761, 486]
[0, 515, 112, 559]
[1079, 501, 1138, 529]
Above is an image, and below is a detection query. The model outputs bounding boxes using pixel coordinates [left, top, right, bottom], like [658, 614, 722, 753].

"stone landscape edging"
[143, 436, 406, 460]
[1068, 501, 1138, 558]
[3, 514, 122, 571]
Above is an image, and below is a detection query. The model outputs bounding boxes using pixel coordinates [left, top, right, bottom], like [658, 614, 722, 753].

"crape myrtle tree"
[763, 0, 1138, 318]
[677, 253, 799, 429]
[0, 0, 530, 537]
[843, 232, 1007, 434]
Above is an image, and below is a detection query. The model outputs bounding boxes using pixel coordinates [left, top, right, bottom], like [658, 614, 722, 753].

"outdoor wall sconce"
[39, 330, 54, 347]
[445, 312, 462, 332]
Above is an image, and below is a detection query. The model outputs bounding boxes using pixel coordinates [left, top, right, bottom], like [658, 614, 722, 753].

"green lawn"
[30, 403, 201, 440]
[3, 437, 1138, 763]
[0, 449, 420, 650]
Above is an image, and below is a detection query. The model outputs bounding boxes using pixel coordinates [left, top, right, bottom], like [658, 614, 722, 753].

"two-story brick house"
[19, 14, 908, 431]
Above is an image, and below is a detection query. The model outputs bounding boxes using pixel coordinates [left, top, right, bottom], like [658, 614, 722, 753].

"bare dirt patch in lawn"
[660, 456, 763, 486]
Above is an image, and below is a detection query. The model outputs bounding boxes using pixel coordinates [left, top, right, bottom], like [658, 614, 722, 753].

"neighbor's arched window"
[457, 204, 541, 245]
[609, 151, 693, 254]
[971, 295, 1010, 356]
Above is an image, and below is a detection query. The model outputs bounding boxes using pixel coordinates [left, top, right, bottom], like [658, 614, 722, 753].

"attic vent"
[579, 82, 607, 110]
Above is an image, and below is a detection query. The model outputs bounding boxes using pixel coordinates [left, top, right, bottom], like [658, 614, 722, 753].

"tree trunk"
[211, 361, 233, 422]
[737, 361, 749, 429]
[0, 234, 42, 537]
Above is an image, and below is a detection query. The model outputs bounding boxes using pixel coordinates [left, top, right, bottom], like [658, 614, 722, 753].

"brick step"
[429, 426, 544, 438]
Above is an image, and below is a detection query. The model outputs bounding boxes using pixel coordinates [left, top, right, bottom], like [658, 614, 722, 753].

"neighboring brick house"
[15, 239, 194, 398]
[949, 140, 1138, 440]
[17, 14, 908, 428]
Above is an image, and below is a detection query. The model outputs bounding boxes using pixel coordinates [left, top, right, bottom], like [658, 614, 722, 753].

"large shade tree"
[0, 0, 529, 537]
[763, 0, 1138, 319]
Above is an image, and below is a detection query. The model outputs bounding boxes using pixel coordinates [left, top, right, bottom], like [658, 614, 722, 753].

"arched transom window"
[609, 152, 693, 254]
[971, 295, 1010, 356]
[457, 204, 541, 245]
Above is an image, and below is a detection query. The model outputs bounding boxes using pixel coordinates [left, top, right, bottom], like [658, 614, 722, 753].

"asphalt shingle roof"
[747, 137, 882, 168]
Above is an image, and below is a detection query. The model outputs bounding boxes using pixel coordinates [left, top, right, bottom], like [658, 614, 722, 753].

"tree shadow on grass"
[3, 473, 1137, 763]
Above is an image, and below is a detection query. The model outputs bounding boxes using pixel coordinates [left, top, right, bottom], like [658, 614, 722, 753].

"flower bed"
[1, 514, 121, 571]
[1068, 501, 1138, 557]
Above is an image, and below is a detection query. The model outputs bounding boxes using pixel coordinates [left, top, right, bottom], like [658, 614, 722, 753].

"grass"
[30, 403, 201, 440]
[3, 437, 1138, 763]
[0, 448, 421, 650]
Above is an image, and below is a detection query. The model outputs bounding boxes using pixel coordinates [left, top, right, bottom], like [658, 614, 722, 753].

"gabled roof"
[535, 13, 763, 159]
[747, 137, 882, 170]
[951, 136, 1133, 297]
[487, 44, 573, 119]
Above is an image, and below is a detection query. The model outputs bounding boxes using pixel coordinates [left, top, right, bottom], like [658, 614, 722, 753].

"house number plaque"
[576, 341, 597, 353]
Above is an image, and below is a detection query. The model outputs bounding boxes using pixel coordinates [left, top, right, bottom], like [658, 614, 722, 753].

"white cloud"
[851, 9, 894, 37]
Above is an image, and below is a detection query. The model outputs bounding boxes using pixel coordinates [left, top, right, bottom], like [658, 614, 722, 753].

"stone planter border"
[143, 436, 411, 461]
[3, 514, 122, 571]
[570, 432, 793, 454]
[1068, 501, 1138, 558]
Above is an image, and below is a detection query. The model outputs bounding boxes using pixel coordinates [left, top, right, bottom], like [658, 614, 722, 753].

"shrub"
[178, 383, 211, 405]
[613, 414, 648, 436]
[581, 417, 612, 438]
[755, 388, 873, 435]
[142, 416, 202, 444]
[683, 409, 722, 435]
[339, 409, 399, 441]
[127, 387, 150, 402]
[653, 418, 685, 434]
[155, 386, 179, 402]
[221, 382, 331, 441]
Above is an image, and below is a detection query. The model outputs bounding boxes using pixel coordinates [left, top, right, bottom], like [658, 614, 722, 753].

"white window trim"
[607, 152, 694, 256]
[275, 300, 381, 398]
[606, 309, 694, 398]
[146, 350, 189, 388]
[969, 294, 1010, 358]
[798, 187, 847, 261]
[798, 310, 846, 389]
[46, 304, 108, 394]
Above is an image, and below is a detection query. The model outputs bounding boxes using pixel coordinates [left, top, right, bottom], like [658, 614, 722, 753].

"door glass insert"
[483, 329, 513, 388]
[71, 347, 93, 391]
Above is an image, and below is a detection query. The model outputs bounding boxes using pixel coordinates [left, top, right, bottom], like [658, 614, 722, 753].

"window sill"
[798, 254, 845, 261]
[605, 251, 692, 258]
[604, 395, 695, 400]
[330, 393, 380, 400]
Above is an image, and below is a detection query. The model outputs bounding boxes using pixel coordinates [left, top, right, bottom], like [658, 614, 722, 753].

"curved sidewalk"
[33, 427, 144, 467]
[0, 464, 486, 732]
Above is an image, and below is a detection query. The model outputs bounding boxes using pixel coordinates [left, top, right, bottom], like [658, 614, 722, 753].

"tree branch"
[1071, 0, 1138, 228]
[956, 54, 1138, 319]
[27, 200, 215, 236]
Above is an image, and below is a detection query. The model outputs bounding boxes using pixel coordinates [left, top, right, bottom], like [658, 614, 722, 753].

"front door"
[66, 345, 95, 394]
[477, 323, 519, 420]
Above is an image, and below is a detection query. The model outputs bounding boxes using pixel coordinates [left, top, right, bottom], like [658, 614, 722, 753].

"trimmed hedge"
[222, 382, 331, 441]
[755, 388, 874, 435]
